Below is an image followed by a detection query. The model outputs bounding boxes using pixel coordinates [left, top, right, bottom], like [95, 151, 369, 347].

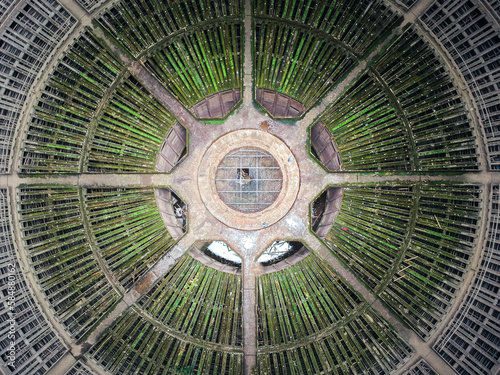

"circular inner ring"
[215, 148, 283, 213]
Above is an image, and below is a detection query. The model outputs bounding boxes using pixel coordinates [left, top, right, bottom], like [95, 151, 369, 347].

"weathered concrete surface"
[45, 352, 77, 375]
[198, 129, 300, 231]
[243, 0, 253, 106]
[243, 272, 257, 375]
[4, 53, 487, 375]
[4, 0, 490, 374]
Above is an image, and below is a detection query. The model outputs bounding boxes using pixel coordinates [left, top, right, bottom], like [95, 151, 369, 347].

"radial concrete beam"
[4, 3, 492, 374]
[6, 188, 79, 356]
[129, 62, 201, 131]
[242, 271, 257, 375]
[0, 173, 174, 188]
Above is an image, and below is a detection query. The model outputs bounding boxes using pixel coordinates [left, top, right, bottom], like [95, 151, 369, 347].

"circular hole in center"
[215, 148, 283, 213]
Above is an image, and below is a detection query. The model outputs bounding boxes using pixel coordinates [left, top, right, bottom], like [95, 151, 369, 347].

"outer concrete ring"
[198, 129, 300, 231]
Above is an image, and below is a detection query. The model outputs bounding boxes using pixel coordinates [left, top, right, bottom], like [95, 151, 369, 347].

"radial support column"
[0, 173, 175, 188]
[45, 352, 76, 375]
[243, 269, 257, 375]
[405, 0, 437, 23]
[302, 230, 453, 374]
[243, 0, 253, 105]
[129, 62, 200, 129]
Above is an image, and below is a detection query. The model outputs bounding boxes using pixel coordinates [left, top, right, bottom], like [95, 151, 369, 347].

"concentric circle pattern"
[1, 1, 499, 375]
[199, 129, 299, 231]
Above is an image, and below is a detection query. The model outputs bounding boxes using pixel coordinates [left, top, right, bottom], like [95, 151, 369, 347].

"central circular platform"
[215, 147, 283, 213]
[198, 129, 299, 230]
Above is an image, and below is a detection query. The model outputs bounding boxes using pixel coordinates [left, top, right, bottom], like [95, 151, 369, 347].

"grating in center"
[215, 148, 283, 213]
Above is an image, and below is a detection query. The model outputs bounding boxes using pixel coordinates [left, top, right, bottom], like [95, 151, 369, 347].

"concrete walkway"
[2, 0, 490, 374]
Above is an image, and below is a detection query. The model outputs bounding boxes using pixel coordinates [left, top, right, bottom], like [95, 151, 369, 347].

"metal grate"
[257, 241, 303, 265]
[215, 148, 283, 213]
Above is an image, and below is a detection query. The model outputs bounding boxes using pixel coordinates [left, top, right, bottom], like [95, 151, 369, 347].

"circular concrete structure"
[215, 147, 283, 213]
[198, 129, 299, 230]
